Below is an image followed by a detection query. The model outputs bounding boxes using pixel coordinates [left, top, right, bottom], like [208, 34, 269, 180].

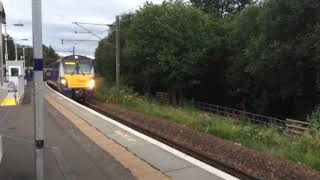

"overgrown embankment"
[95, 0, 320, 119]
[94, 77, 320, 171]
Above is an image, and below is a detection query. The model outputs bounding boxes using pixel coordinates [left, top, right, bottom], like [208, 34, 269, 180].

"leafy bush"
[307, 105, 320, 137]
[94, 77, 145, 106]
[307, 106, 320, 124]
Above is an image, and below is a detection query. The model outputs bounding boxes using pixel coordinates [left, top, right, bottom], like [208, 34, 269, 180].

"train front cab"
[59, 56, 95, 101]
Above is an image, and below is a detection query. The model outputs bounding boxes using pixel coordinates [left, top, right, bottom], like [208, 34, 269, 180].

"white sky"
[2, 0, 163, 58]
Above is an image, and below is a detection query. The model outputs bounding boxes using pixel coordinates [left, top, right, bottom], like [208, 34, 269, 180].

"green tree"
[95, 13, 135, 83]
[24, 45, 59, 67]
[190, 0, 254, 16]
[226, 0, 320, 116]
[128, 0, 212, 104]
[24, 46, 33, 67]
[95, 0, 320, 119]
[2, 35, 16, 61]
[44, 45, 59, 67]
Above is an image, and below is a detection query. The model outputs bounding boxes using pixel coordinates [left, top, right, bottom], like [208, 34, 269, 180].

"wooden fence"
[286, 119, 310, 135]
[156, 92, 169, 104]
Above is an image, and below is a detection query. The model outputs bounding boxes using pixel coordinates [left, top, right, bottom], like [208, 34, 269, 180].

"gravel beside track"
[88, 99, 320, 180]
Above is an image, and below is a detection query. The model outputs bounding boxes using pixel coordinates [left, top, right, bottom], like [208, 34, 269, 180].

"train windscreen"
[64, 61, 92, 75]
[79, 63, 92, 74]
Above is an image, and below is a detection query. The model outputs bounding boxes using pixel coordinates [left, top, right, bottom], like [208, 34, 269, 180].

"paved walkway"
[0, 83, 135, 180]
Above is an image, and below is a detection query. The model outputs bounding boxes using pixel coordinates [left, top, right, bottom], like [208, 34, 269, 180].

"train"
[45, 55, 95, 101]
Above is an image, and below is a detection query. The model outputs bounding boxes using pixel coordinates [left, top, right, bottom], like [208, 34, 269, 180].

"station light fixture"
[12, 23, 24, 27]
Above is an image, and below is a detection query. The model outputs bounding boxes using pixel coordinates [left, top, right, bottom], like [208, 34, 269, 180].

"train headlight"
[88, 79, 95, 89]
[61, 78, 68, 86]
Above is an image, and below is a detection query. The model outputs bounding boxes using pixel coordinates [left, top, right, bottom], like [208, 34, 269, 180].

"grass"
[94, 77, 320, 171]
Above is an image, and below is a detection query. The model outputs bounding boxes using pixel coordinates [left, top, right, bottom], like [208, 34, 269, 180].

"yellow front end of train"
[63, 74, 94, 89]
[47, 55, 95, 101]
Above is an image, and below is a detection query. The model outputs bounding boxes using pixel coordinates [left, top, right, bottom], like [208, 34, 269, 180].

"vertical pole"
[4, 24, 8, 61]
[32, 0, 45, 180]
[72, 45, 75, 56]
[15, 43, 18, 61]
[0, 20, 3, 85]
[23, 47, 25, 61]
[116, 15, 120, 103]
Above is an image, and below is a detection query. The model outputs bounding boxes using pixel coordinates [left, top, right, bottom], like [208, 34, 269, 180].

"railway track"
[46, 83, 320, 180]
[85, 101, 258, 180]
[46, 84, 255, 179]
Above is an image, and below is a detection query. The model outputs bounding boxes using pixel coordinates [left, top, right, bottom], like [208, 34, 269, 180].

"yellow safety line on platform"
[1, 97, 17, 106]
[44, 93, 170, 180]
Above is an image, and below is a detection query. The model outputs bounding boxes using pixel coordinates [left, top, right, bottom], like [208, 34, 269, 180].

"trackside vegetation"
[94, 77, 320, 171]
[95, 0, 320, 120]
[94, 0, 320, 171]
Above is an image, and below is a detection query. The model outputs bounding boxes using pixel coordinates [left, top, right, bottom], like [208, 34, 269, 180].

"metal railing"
[196, 102, 317, 135]
[195, 102, 288, 128]
[153, 92, 312, 135]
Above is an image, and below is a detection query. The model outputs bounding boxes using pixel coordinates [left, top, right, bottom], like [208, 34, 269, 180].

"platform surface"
[0, 82, 236, 180]
[0, 83, 135, 180]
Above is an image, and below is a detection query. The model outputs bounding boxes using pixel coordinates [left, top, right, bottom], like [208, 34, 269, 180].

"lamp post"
[7, 38, 28, 61]
[17, 39, 28, 61]
[19, 45, 29, 61]
[23, 47, 25, 61]
[4, 23, 24, 61]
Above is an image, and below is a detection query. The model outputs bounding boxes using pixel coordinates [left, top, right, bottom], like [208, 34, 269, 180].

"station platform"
[0, 82, 237, 180]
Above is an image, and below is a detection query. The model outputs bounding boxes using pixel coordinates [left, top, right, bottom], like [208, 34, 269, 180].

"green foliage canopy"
[95, 0, 320, 118]
[190, 0, 253, 16]
[128, 0, 213, 102]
